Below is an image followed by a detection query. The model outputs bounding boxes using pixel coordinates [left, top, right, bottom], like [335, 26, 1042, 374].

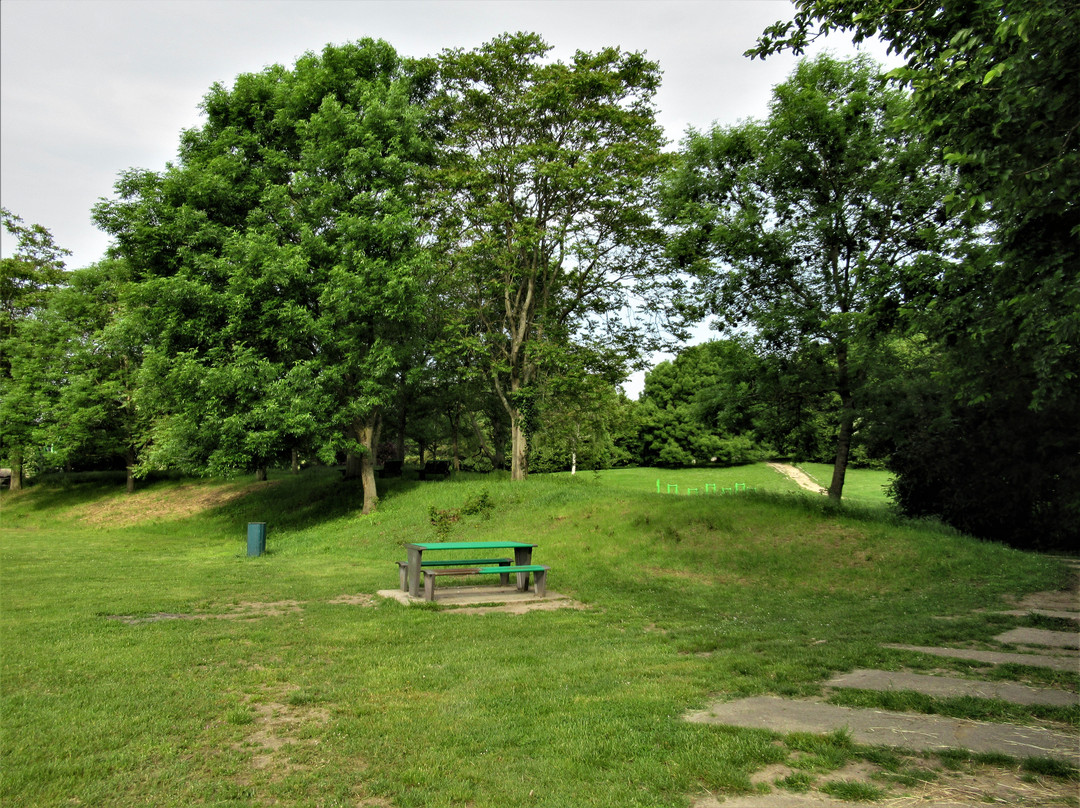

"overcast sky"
[0, 0, 896, 393]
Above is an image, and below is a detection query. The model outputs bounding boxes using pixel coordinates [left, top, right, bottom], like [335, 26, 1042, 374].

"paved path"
[995, 627, 1080, 649]
[826, 668, 1078, 707]
[767, 462, 827, 495]
[686, 696, 1079, 763]
[884, 644, 1080, 672]
[685, 563, 1079, 804]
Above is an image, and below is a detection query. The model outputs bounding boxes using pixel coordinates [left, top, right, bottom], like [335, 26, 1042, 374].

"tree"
[749, 1, 1079, 545]
[25, 259, 146, 491]
[94, 40, 436, 513]
[636, 340, 821, 468]
[434, 33, 670, 480]
[1, 208, 69, 489]
[663, 54, 962, 499]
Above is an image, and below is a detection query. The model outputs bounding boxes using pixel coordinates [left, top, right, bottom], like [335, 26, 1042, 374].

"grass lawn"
[796, 462, 894, 507]
[1, 463, 1075, 807]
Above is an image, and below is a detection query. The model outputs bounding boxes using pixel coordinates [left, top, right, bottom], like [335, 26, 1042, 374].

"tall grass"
[1, 464, 1073, 807]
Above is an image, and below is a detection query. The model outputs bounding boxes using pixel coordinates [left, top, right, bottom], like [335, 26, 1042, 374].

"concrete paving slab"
[997, 608, 1080, 622]
[995, 627, 1080, 649]
[376, 586, 571, 609]
[826, 669, 1078, 707]
[685, 697, 1080, 763]
[1012, 589, 1079, 613]
[885, 644, 1080, 673]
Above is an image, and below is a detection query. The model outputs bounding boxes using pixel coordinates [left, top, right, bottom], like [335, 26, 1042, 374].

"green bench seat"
[422, 564, 549, 602]
[397, 558, 512, 591]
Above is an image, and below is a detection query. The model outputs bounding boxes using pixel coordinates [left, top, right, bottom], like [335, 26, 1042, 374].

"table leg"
[407, 546, 423, 598]
[514, 546, 533, 591]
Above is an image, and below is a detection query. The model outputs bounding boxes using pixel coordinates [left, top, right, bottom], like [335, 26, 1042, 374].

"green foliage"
[749, 0, 1078, 244]
[0, 208, 71, 484]
[1021, 757, 1079, 781]
[434, 32, 671, 479]
[94, 39, 436, 498]
[663, 55, 963, 499]
[24, 260, 144, 482]
[636, 339, 853, 467]
[820, 780, 887, 801]
[746, 0, 1080, 548]
[429, 488, 495, 538]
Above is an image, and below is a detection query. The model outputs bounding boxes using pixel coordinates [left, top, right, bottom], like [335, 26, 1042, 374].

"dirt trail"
[767, 462, 827, 495]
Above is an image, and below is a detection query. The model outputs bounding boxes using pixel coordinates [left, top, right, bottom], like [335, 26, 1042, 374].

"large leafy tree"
[1, 208, 69, 489]
[434, 33, 670, 480]
[749, 1, 1079, 545]
[95, 40, 436, 513]
[25, 259, 146, 491]
[664, 55, 962, 499]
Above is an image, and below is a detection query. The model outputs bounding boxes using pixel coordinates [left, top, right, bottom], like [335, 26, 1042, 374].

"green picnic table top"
[405, 541, 537, 550]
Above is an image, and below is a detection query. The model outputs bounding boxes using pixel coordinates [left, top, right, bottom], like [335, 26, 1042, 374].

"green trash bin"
[247, 522, 267, 557]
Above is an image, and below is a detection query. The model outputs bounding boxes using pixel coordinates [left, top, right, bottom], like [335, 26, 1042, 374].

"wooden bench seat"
[422, 564, 549, 602]
[396, 558, 513, 590]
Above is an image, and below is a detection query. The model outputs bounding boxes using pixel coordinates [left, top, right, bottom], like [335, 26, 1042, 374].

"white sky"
[0, 0, 896, 395]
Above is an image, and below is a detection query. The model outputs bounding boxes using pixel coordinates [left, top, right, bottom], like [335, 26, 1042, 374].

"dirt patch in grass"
[108, 600, 303, 624]
[328, 593, 379, 607]
[230, 685, 331, 781]
[698, 756, 1078, 807]
[74, 480, 281, 527]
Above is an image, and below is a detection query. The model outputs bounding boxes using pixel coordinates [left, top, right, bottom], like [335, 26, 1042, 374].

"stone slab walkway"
[826, 669, 1078, 707]
[685, 696, 1079, 763]
[997, 608, 1080, 622]
[685, 564, 1078, 805]
[884, 644, 1080, 673]
[995, 627, 1080, 649]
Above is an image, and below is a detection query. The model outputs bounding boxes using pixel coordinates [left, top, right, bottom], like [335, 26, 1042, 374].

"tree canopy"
[433, 32, 669, 480]
[93, 39, 437, 512]
[749, 1, 1079, 547]
[663, 54, 963, 499]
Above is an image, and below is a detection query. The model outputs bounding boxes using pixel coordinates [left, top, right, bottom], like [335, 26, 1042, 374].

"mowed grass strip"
[1, 464, 1072, 807]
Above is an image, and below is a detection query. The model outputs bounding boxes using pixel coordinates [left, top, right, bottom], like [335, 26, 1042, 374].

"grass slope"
[1, 464, 1074, 807]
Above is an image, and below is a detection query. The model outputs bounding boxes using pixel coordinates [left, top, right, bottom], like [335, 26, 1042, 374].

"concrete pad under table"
[377, 585, 566, 608]
[827, 669, 1078, 707]
[686, 696, 1079, 763]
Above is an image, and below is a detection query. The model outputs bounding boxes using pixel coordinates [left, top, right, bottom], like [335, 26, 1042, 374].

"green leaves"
[93, 40, 438, 491]
[433, 33, 669, 478]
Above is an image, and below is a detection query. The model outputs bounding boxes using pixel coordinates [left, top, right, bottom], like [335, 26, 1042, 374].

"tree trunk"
[9, 452, 23, 491]
[354, 411, 382, 515]
[468, 411, 497, 466]
[828, 343, 854, 502]
[125, 447, 136, 494]
[509, 410, 528, 481]
[449, 408, 461, 471]
[396, 371, 407, 462]
[255, 467, 267, 482]
[291, 448, 300, 475]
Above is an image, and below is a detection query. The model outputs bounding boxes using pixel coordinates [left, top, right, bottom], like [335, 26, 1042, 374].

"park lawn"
[0, 464, 1073, 807]
[798, 462, 894, 507]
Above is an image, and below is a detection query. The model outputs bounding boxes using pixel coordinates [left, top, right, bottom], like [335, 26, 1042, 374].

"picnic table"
[403, 541, 538, 598]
